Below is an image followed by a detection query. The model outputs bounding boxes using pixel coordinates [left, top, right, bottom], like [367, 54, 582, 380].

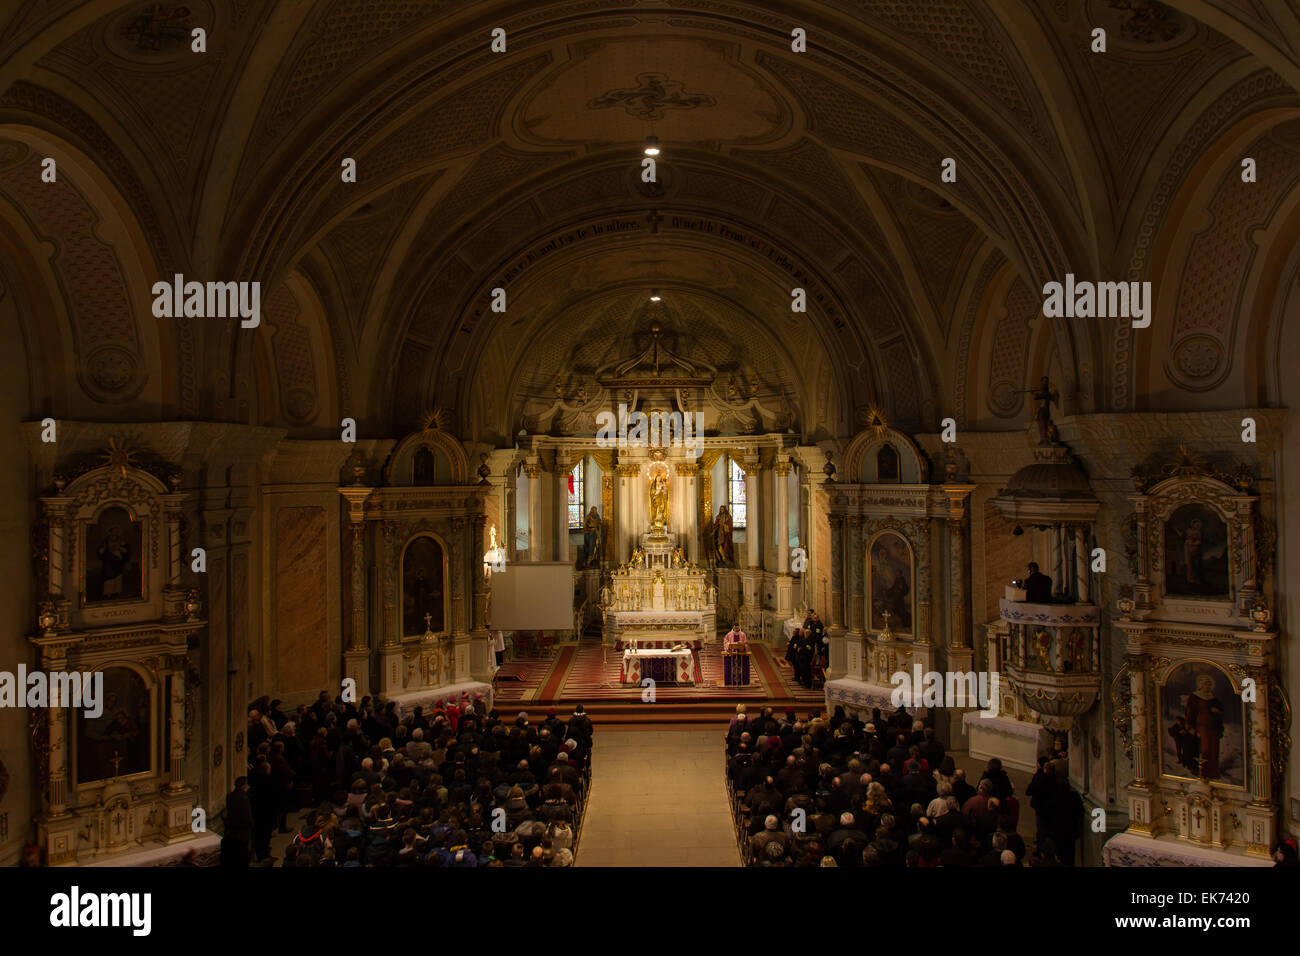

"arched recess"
[1136, 111, 1300, 409]
[383, 425, 472, 487]
[963, 260, 1057, 431]
[249, 271, 342, 435]
[841, 425, 929, 485]
[467, 282, 856, 449]
[1240, 183, 1300, 406]
[390, 217, 908, 445]
[399, 532, 449, 639]
[0, 125, 177, 417]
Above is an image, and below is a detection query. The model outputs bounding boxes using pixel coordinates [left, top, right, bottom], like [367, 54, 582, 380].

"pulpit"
[722, 642, 750, 686]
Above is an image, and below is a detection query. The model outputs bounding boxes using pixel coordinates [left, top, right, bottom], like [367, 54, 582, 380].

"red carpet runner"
[493, 641, 823, 705]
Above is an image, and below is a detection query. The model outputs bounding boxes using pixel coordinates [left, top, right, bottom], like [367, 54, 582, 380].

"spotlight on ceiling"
[649, 289, 662, 302]
[643, 135, 661, 156]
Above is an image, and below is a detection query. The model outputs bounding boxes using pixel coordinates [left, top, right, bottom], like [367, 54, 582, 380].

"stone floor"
[577, 726, 740, 867]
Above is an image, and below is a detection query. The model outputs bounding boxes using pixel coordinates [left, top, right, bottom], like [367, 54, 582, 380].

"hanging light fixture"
[643, 134, 661, 156]
[649, 288, 661, 302]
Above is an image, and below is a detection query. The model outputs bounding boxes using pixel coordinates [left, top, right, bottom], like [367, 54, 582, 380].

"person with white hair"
[405, 726, 432, 762]
[749, 814, 791, 863]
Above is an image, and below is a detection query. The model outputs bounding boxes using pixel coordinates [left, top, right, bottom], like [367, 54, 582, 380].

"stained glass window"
[567, 459, 585, 529]
[728, 458, 747, 528]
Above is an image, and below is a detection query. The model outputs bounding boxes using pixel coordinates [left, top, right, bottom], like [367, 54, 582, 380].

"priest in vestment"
[724, 623, 747, 649]
[723, 623, 749, 686]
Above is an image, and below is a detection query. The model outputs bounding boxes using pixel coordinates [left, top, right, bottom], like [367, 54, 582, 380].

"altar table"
[622, 647, 695, 685]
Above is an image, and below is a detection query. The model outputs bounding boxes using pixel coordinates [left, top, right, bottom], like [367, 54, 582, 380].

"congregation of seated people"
[725, 703, 1084, 867]
[221, 692, 595, 867]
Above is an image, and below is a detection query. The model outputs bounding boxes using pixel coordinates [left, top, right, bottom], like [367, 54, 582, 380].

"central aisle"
[577, 728, 741, 867]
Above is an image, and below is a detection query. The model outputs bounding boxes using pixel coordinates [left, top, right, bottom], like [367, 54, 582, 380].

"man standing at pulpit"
[724, 622, 747, 650]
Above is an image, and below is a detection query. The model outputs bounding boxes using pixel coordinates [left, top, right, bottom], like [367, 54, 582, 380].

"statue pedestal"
[640, 530, 676, 561]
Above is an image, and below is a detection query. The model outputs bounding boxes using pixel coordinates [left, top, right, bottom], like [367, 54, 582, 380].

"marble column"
[1247, 665, 1270, 804]
[524, 463, 542, 560]
[829, 514, 844, 629]
[849, 515, 863, 631]
[167, 664, 186, 791]
[601, 472, 615, 570]
[949, 518, 969, 647]
[1049, 525, 1063, 598]
[1075, 526, 1089, 603]
[744, 464, 760, 569]
[774, 462, 790, 573]
[381, 521, 398, 646]
[555, 461, 570, 562]
[616, 465, 632, 562]
[676, 463, 699, 563]
[348, 523, 367, 651]
[1128, 654, 1149, 783]
[472, 513, 488, 631]
[43, 642, 71, 817]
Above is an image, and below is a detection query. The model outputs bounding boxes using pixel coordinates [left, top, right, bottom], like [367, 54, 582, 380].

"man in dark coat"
[221, 777, 254, 868]
[1024, 562, 1053, 603]
[1046, 774, 1084, 865]
[249, 761, 277, 862]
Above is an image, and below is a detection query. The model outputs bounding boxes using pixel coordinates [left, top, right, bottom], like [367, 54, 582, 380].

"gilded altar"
[601, 484, 715, 644]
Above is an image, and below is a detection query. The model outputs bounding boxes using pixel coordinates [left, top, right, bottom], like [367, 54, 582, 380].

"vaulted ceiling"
[1, 0, 1298, 442]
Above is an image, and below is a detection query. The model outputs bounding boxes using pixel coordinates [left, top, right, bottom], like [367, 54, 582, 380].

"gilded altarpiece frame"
[1114, 466, 1285, 860]
[32, 454, 205, 864]
[824, 423, 974, 716]
[343, 423, 494, 700]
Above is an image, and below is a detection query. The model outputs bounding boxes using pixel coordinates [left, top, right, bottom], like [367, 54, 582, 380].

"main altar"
[601, 450, 716, 647]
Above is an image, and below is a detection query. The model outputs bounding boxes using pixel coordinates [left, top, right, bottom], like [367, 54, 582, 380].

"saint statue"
[710, 504, 735, 566]
[1026, 376, 1059, 446]
[580, 506, 602, 569]
[648, 468, 670, 531]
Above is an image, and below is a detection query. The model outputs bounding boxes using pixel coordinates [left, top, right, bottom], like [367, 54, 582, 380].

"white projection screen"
[489, 562, 576, 631]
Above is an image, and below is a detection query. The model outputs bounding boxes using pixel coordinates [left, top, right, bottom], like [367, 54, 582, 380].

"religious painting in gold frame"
[867, 531, 913, 634]
[1157, 659, 1246, 790]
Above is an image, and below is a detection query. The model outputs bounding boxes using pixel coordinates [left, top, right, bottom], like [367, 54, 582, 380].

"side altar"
[600, 451, 716, 645]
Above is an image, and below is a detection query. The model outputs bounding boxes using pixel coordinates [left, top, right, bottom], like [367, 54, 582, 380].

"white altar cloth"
[621, 647, 695, 685]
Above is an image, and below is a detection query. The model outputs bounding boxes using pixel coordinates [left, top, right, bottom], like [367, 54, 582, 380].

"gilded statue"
[649, 468, 670, 531]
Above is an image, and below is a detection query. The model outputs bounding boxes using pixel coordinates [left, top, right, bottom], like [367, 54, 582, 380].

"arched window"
[728, 458, 747, 528]
[413, 447, 435, 485]
[876, 443, 900, 483]
[402, 536, 445, 636]
[567, 459, 585, 530]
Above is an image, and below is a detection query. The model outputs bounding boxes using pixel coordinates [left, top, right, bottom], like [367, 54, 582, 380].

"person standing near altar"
[804, 610, 828, 683]
[724, 622, 747, 649]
